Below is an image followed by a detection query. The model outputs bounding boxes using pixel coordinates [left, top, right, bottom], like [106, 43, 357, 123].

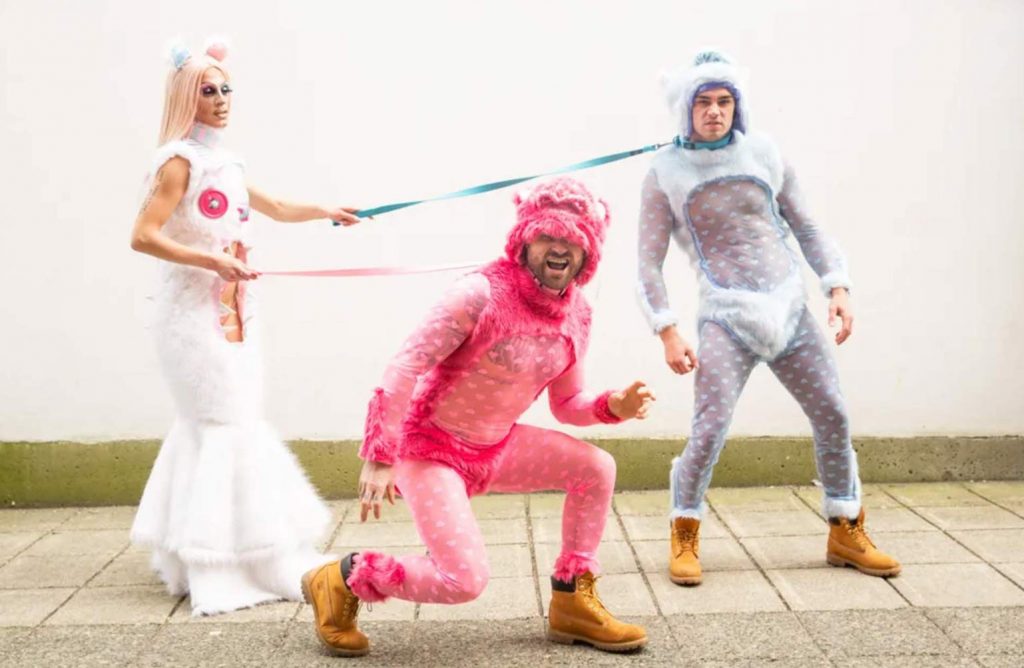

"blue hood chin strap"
[675, 132, 733, 151]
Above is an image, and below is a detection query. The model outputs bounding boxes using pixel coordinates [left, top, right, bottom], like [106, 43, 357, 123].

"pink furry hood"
[504, 177, 611, 286]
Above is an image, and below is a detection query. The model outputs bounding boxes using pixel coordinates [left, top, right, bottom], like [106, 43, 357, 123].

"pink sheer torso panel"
[431, 333, 572, 444]
[378, 273, 590, 448]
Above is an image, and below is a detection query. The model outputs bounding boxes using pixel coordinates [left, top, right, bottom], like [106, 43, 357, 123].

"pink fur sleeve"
[359, 274, 490, 463]
[547, 361, 623, 426]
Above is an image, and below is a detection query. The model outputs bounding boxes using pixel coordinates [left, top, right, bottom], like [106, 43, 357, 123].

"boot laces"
[845, 519, 876, 550]
[672, 524, 699, 557]
[577, 575, 610, 620]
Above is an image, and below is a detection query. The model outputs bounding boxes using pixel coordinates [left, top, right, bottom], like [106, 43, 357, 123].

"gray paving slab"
[0, 588, 75, 626]
[635, 536, 755, 573]
[863, 506, 942, 532]
[875, 530, 982, 565]
[135, 622, 291, 667]
[949, 529, 1024, 563]
[59, 506, 138, 531]
[2, 624, 161, 668]
[707, 486, 805, 512]
[647, 569, 785, 615]
[170, 599, 300, 623]
[20, 530, 128, 558]
[890, 563, 1024, 608]
[419, 576, 539, 621]
[533, 515, 624, 542]
[965, 481, 1024, 503]
[797, 608, 961, 657]
[916, 506, 1024, 531]
[620, 513, 728, 541]
[996, 562, 1024, 588]
[529, 492, 608, 518]
[716, 508, 827, 537]
[665, 610, 823, 661]
[924, 606, 1024, 655]
[470, 493, 528, 519]
[89, 550, 163, 587]
[0, 552, 114, 590]
[796, 483, 904, 511]
[45, 585, 178, 625]
[534, 539, 637, 576]
[765, 567, 907, 610]
[482, 542, 535, 578]
[0, 532, 44, 564]
[613, 489, 670, 516]
[740, 534, 828, 570]
[885, 483, 989, 507]
[0, 508, 77, 532]
[332, 520, 422, 548]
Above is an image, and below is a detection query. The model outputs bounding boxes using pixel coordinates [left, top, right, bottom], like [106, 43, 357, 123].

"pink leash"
[259, 261, 485, 277]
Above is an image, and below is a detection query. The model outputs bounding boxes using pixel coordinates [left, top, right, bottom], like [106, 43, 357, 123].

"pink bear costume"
[349, 178, 625, 604]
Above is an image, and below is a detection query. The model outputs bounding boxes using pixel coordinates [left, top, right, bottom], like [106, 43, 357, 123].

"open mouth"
[545, 258, 570, 272]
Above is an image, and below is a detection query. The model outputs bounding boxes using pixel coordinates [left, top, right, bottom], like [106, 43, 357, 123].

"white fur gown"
[130, 125, 332, 615]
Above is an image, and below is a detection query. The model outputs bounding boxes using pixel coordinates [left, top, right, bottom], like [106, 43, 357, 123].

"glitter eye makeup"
[201, 83, 234, 97]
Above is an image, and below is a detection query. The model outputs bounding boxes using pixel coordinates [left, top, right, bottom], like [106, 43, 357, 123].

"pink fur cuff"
[593, 390, 624, 424]
[359, 388, 398, 465]
[552, 551, 601, 583]
[346, 552, 406, 603]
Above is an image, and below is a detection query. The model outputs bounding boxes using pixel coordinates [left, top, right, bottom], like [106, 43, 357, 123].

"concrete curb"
[1, 436, 1022, 507]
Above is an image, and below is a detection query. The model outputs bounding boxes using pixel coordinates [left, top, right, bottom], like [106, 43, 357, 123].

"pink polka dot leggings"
[350, 424, 616, 604]
[671, 308, 861, 520]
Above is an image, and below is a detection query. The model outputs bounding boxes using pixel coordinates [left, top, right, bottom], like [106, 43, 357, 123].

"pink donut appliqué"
[198, 188, 228, 219]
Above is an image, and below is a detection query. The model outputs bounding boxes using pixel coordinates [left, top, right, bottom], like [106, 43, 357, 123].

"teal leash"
[341, 139, 675, 224]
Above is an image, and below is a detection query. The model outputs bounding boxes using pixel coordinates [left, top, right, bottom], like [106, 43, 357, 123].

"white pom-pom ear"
[204, 35, 229, 62]
[166, 38, 191, 70]
[659, 67, 685, 112]
[595, 199, 609, 223]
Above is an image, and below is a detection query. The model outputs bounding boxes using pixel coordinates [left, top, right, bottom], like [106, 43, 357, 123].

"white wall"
[1, 0, 1022, 441]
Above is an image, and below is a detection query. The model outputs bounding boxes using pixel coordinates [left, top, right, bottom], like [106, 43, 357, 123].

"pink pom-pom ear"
[204, 37, 229, 62]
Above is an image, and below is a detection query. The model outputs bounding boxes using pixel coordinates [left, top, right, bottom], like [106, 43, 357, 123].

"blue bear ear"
[168, 42, 191, 70]
[693, 50, 729, 66]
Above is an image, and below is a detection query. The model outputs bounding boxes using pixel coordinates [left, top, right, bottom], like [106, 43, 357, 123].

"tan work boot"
[301, 553, 370, 657]
[547, 572, 647, 652]
[670, 517, 702, 585]
[827, 509, 901, 577]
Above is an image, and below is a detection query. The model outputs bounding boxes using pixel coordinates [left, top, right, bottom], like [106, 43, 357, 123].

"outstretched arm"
[247, 185, 361, 226]
[548, 358, 656, 425]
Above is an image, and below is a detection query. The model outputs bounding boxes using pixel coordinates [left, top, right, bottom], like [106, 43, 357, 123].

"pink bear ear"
[596, 198, 610, 223]
[204, 36, 229, 61]
[512, 189, 528, 207]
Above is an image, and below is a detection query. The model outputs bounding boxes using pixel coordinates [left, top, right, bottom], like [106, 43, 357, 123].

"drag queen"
[128, 39, 361, 615]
